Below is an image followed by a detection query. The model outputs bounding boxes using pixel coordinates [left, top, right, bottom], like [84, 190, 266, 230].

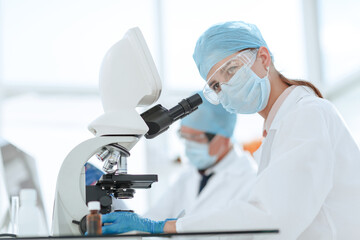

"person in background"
[143, 91, 257, 222]
[100, 20, 360, 240]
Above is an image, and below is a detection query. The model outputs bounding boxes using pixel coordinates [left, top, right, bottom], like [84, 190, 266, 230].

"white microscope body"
[52, 27, 161, 236]
[52, 27, 202, 236]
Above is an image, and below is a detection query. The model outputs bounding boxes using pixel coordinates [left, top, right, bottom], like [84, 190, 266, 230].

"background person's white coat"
[176, 86, 360, 239]
[144, 146, 257, 221]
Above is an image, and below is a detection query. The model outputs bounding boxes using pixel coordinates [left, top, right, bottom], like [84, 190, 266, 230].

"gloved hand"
[102, 211, 166, 235]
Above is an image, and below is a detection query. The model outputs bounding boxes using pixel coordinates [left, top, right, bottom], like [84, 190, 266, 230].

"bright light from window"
[1, 0, 157, 87]
[319, 0, 360, 85]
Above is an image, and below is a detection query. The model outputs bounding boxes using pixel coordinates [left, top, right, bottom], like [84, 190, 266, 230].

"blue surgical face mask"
[184, 140, 217, 170]
[218, 65, 271, 114]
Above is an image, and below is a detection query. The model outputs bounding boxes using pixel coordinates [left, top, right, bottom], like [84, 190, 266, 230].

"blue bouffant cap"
[193, 21, 273, 80]
[180, 91, 237, 138]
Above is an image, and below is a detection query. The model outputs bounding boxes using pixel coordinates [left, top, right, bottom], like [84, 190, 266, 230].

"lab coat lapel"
[257, 129, 276, 175]
[257, 86, 314, 175]
[186, 148, 242, 213]
[189, 170, 236, 213]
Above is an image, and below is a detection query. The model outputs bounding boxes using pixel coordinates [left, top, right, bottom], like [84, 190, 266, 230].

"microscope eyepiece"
[187, 93, 204, 108]
[168, 94, 203, 121]
[141, 93, 203, 139]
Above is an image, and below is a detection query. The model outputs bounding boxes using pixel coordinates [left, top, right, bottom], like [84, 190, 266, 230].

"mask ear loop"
[266, 65, 270, 79]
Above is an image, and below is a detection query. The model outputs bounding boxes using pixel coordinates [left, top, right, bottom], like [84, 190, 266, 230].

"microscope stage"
[96, 173, 158, 189]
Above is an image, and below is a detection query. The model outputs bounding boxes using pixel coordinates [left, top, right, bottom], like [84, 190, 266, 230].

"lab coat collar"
[263, 85, 296, 136]
[267, 86, 315, 132]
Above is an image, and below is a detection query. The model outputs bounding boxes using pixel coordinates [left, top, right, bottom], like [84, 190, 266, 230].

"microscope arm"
[52, 136, 139, 236]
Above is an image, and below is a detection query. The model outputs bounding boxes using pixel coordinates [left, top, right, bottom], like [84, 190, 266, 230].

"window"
[319, 0, 360, 86]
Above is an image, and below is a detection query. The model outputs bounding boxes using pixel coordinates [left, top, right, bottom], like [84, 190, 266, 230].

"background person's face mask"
[218, 64, 271, 114]
[184, 140, 217, 170]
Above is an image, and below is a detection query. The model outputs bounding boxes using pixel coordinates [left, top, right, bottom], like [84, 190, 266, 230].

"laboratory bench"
[0, 229, 279, 239]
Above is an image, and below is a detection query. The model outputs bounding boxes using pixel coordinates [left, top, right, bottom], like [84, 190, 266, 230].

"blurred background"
[0, 0, 359, 230]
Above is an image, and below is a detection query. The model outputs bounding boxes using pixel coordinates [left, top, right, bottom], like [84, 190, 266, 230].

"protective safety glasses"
[203, 49, 258, 105]
[178, 130, 216, 144]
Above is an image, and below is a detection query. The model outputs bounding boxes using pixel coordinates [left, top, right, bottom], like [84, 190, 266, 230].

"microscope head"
[86, 27, 202, 200]
[52, 28, 203, 236]
[88, 27, 162, 137]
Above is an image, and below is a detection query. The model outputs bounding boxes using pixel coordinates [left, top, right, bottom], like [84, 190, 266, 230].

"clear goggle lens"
[202, 49, 258, 105]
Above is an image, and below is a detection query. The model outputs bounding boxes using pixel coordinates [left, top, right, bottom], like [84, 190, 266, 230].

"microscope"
[51, 27, 202, 236]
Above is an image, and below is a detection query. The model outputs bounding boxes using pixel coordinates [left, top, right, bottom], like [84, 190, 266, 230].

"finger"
[102, 212, 119, 223]
[102, 224, 119, 235]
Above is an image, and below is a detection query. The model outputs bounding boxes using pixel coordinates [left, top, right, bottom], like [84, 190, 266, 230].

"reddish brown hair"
[277, 72, 323, 98]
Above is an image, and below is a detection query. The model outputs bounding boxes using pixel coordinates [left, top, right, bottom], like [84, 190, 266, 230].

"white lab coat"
[144, 145, 257, 221]
[176, 86, 360, 239]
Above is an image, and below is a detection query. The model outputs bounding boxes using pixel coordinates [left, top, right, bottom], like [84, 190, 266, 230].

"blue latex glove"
[102, 212, 166, 235]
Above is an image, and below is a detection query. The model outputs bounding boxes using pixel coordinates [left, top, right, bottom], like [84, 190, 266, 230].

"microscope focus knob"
[99, 196, 112, 214]
[72, 216, 87, 235]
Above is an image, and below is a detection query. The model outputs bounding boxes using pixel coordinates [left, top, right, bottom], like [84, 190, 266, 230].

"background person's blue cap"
[193, 21, 273, 80]
[180, 91, 237, 138]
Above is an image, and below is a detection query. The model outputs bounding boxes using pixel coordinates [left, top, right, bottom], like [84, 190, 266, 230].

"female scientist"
[101, 21, 360, 239]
